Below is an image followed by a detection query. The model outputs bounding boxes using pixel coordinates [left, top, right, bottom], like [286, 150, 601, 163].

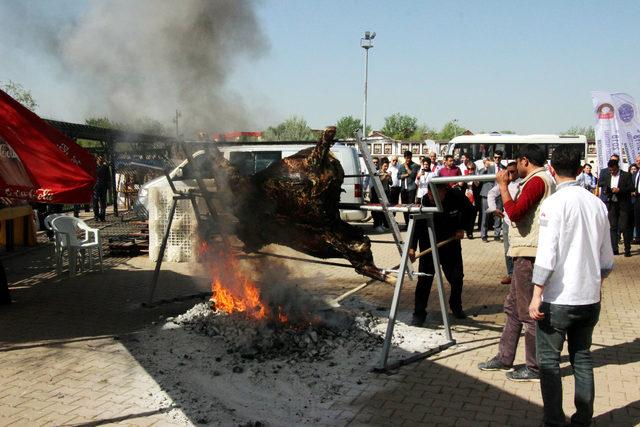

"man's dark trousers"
[635, 199, 640, 239]
[497, 257, 538, 371]
[400, 189, 417, 225]
[537, 302, 600, 427]
[414, 242, 463, 316]
[389, 186, 401, 206]
[607, 201, 631, 253]
[93, 187, 108, 221]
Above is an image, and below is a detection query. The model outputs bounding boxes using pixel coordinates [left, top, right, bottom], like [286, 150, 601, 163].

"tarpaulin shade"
[0, 90, 95, 204]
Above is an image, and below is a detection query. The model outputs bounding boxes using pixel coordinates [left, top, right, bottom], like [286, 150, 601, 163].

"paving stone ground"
[0, 212, 639, 426]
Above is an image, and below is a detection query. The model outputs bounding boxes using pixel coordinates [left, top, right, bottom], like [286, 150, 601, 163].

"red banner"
[0, 90, 95, 204]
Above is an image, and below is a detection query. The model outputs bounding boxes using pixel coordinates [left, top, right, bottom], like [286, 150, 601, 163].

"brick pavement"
[0, 217, 639, 426]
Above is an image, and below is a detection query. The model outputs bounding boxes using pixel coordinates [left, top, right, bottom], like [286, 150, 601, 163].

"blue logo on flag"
[618, 103, 634, 123]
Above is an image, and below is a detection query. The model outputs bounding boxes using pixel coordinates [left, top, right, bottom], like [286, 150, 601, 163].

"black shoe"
[494, 236, 502, 241]
[478, 356, 512, 371]
[506, 366, 540, 382]
[482, 237, 489, 243]
[625, 251, 631, 257]
[613, 250, 620, 255]
[467, 233, 474, 239]
[411, 314, 426, 327]
[451, 309, 467, 319]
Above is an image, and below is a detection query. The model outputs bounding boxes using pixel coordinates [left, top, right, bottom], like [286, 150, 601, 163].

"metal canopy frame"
[354, 138, 497, 371]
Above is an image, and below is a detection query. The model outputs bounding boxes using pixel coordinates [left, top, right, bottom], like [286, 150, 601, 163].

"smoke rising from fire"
[2, 0, 268, 135]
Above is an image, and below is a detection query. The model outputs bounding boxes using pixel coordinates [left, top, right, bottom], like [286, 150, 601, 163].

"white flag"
[591, 91, 640, 171]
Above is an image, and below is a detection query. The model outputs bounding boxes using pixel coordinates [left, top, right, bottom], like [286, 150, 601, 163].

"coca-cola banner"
[591, 91, 640, 171]
[0, 90, 95, 203]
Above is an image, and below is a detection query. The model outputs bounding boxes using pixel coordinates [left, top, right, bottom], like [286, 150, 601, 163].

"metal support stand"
[355, 130, 413, 281]
[369, 174, 496, 372]
[130, 159, 213, 306]
[374, 212, 456, 371]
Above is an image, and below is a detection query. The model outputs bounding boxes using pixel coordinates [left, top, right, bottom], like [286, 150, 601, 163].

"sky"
[2, 0, 640, 135]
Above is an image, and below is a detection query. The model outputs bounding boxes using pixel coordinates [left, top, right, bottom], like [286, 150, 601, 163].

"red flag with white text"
[0, 89, 95, 203]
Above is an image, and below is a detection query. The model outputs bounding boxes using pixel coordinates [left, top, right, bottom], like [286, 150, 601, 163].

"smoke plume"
[3, 0, 269, 135]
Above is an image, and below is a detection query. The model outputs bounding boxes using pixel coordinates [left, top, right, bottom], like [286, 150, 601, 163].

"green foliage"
[1, 80, 37, 111]
[85, 116, 166, 136]
[437, 120, 467, 141]
[409, 124, 438, 141]
[564, 126, 595, 140]
[129, 116, 167, 136]
[85, 116, 123, 129]
[336, 115, 371, 139]
[263, 116, 316, 141]
[381, 113, 418, 140]
[498, 130, 515, 134]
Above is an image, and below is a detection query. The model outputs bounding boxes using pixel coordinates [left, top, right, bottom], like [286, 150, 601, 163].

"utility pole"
[361, 31, 376, 140]
[173, 109, 182, 139]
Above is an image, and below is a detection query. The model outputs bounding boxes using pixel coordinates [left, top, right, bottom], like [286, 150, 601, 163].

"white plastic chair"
[51, 216, 103, 276]
[45, 213, 66, 269]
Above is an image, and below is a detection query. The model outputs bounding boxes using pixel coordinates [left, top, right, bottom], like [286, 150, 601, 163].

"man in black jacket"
[600, 159, 634, 256]
[93, 155, 111, 222]
[409, 184, 475, 325]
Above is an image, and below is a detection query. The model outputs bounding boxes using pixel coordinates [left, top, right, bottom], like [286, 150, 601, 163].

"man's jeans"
[481, 197, 502, 239]
[503, 221, 513, 276]
[536, 302, 601, 427]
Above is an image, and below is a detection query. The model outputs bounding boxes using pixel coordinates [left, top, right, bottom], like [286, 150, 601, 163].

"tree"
[263, 116, 316, 141]
[85, 116, 123, 129]
[129, 116, 167, 136]
[565, 126, 595, 140]
[409, 124, 438, 141]
[437, 120, 467, 141]
[1, 80, 37, 111]
[381, 113, 418, 140]
[335, 115, 371, 139]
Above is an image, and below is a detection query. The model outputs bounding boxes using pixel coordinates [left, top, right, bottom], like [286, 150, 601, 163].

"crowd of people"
[366, 145, 633, 426]
[367, 150, 640, 256]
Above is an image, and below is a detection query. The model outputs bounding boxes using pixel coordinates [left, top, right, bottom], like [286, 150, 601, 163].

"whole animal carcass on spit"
[205, 126, 386, 282]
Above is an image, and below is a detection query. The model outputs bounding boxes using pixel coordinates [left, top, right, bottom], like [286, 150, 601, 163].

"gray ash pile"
[173, 302, 383, 362]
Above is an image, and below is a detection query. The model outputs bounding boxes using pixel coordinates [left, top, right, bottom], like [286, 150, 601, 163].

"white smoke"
[3, 0, 269, 135]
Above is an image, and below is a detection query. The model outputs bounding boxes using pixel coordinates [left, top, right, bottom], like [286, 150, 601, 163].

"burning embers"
[200, 242, 304, 326]
[192, 242, 382, 362]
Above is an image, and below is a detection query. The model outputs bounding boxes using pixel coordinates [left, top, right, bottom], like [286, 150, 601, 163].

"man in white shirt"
[529, 146, 614, 427]
[387, 156, 401, 207]
[486, 161, 520, 284]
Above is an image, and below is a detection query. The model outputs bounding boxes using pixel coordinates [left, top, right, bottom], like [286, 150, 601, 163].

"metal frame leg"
[377, 216, 417, 370]
[147, 197, 178, 304]
[427, 216, 453, 342]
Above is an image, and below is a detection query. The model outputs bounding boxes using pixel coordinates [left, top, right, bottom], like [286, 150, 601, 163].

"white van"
[135, 142, 366, 222]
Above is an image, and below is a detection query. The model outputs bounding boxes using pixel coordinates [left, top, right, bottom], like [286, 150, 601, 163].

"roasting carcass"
[206, 126, 385, 282]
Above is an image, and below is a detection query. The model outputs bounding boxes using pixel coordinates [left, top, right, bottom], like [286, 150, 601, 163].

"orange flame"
[277, 306, 289, 323]
[203, 242, 270, 321]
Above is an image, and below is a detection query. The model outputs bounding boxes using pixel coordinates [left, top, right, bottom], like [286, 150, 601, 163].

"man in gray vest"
[478, 145, 555, 382]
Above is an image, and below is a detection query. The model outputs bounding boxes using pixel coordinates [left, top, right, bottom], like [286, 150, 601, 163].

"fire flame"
[201, 241, 271, 322]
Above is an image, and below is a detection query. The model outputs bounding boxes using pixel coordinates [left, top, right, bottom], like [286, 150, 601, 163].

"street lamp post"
[361, 31, 376, 140]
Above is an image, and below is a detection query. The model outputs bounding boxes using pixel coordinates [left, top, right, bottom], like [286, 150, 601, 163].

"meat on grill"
[206, 126, 385, 282]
